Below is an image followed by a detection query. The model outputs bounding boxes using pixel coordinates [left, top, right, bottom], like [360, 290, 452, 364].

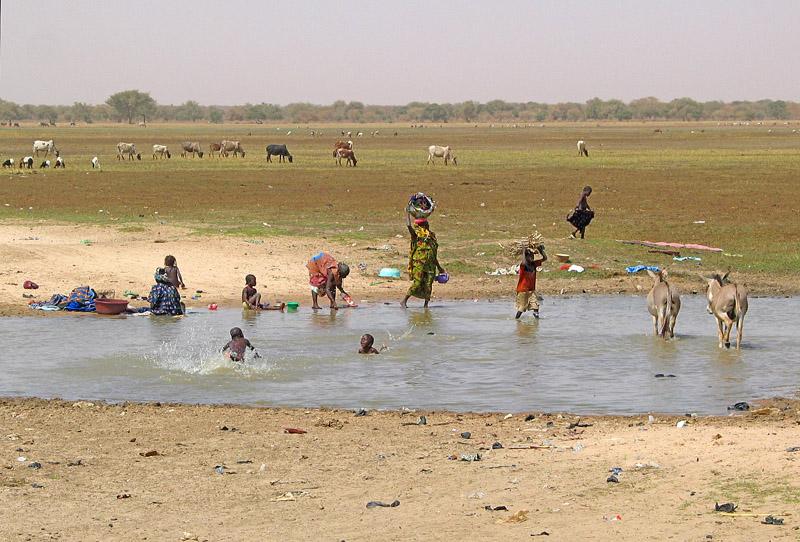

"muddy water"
[0, 296, 796, 414]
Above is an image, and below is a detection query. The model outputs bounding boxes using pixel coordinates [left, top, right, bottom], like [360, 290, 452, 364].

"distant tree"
[70, 102, 93, 123]
[36, 105, 59, 124]
[0, 99, 23, 121]
[177, 100, 204, 122]
[105, 90, 157, 124]
[208, 107, 224, 124]
[766, 100, 788, 119]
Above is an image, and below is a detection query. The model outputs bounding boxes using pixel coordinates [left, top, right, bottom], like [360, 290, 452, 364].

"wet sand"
[2, 398, 799, 541]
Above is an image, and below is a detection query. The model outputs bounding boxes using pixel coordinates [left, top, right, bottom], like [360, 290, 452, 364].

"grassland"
[1, 121, 799, 296]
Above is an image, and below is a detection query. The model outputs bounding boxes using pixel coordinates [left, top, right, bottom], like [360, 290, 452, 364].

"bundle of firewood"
[500, 230, 545, 259]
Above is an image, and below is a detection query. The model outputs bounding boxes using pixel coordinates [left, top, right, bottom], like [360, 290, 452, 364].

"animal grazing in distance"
[220, 140, 245, 157]
[266, 144, 293, 163]
[33, 140, 57, 157]
[180, 142, 204, 158]
[208, 142, 222, 158]
[116, 142, 141, 160]
[40, 160, 50, 168]
[427, 145, 457, 165]
[335, 148, 357, 167]
[54, 156, 65, 168]
[2, 158, 13, 168]
[20, 156, 34, 169]
[704, 272, 748, 349]
[577, 140, 589, 157]
[152, 144, 171, 159]
[91, 156, 100, 169]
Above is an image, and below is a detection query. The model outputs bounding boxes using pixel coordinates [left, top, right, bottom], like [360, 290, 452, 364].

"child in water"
[242, 274, 285, 311]
[358, 334, 384, 354]
[164, 255, 186, 290]
[222, 327, 261, 362]
[516, 246, 547, 319]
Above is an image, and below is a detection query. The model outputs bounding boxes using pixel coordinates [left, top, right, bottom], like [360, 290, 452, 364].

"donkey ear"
[661, 269, 669, 279]
[721, 271, 730, 282]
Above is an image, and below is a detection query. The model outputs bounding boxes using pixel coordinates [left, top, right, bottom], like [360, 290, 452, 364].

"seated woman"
[148, 267, 184, 316]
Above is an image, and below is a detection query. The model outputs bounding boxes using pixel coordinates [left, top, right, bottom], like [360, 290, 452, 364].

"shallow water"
[0, 296, 796, 414]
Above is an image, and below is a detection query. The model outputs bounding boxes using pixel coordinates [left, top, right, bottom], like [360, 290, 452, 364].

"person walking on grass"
[567, 185, 594, 239]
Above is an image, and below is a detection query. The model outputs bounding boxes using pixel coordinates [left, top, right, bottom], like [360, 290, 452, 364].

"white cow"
[117, 142, 140, 160]
[220, 140, 245, 157]
[577, 140, 588, 157]
[91, 156, 100, 169]
[427, 145, 457, 165]
[33, 140, 56, 157]
[152, 144, 171, 159]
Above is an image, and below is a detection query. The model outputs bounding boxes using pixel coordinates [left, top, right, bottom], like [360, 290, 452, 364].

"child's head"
[360, 334, 374, 349]
[338, 263, 350, 279]
[164, 255, 176, 267]
[582, 185, 593, 196]
[230, 327, 244, 339]
[245, 274, 256, 286]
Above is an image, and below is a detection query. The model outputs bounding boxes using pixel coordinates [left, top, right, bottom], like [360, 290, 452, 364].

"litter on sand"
[496, 510, 529, 524]
[673, 256, 702, 262]
[366, 500, 400, 509]
[715, 502, 737, 513]
[486, 265, 520, 276]
[626, 265, 660, 274]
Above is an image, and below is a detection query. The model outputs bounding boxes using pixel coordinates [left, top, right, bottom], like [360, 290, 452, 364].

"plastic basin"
[95, 299, 129, 315]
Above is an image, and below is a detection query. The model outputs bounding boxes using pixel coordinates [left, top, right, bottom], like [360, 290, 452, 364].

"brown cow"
[335, 148, 357, 167]
[208, 142, 223, 158]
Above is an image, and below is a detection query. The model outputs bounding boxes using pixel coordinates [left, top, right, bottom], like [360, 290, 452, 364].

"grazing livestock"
[577, 140, 589, 157]
[221, 140, 245, 157]
[33, 140, 56, 157]
[208, 142, 223, 158]
[20, 156, 34, 169]
[426, 145, 457, 165]
[152, 144, 171, 159]
[91, 156, 100, 169]
[40, 160, 50, 168]
[54, 156, 65, 168]
[705, 273, 748, 349]
[116, 142, 140, 160]
[287, 130, 292, 136]
[357, 131, 364, 137]
[335, 148, 357, 167]
[180, 141, 204, 158]
[266, 144, 293, 163]
[646, 270, 680, 339]
[2, 158, 13, 168]
[334, 140, 354, 151]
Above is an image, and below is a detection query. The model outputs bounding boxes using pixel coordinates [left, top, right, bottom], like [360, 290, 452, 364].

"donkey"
[646, 270, 681, 339]
[704, 272, 748, 349]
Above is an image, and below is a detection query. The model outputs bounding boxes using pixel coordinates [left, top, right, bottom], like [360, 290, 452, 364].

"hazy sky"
[1, 0, 797, 106]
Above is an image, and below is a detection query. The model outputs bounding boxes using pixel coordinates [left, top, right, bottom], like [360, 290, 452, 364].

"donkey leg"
[716, 318, 726, 348]
[735, 316, 745, 350]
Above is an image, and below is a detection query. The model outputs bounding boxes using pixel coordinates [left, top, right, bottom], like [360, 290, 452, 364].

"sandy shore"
[1, 223, 794, 317]
[1, 398, 799, 541]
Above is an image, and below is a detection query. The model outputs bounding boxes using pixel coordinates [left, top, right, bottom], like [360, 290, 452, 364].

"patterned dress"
[149, 283, 183, 315]
[407, 224, 439, 299]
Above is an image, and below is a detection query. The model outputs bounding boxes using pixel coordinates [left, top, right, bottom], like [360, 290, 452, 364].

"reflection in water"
[0, 296, 797, 415]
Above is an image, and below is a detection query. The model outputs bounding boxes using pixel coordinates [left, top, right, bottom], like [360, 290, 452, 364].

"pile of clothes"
[407, 192, 436, 219]
[29, 286, 97, 312]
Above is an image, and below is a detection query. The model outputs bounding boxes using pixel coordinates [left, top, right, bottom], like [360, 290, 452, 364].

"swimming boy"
[515, 246, 547, 319]
[242, 274, 285, 311]
[164, 255, 186, 289]
[222, 327, 260, 362]
[359, 334, 381, 354]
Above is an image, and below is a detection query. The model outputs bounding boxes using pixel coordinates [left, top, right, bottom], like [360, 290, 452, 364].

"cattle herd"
[0, 137, 597, 170]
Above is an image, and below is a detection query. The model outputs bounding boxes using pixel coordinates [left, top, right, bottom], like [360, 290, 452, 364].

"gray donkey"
[646, 270, 681, 339]
[705, 272, 748, 349]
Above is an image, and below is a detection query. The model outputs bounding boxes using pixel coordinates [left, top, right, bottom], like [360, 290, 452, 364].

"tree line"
[1, 90, 798, 124]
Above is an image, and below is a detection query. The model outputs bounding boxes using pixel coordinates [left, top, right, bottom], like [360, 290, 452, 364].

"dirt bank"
[1, 398, 799, 541]
[1, 223, 795, 317]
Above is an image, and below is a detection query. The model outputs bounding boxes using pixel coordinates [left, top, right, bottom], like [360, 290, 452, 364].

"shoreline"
[2, 397, 799, 541]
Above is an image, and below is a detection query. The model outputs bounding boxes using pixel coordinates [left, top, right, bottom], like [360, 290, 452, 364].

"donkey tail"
[658, 287, 673, 338]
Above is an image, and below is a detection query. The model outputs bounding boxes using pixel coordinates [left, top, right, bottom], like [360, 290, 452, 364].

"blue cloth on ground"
[626, 265, 660, 274]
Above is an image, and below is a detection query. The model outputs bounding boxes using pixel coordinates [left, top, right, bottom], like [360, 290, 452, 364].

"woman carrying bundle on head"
[567, 185, 594, 239]
[401, 211, 445, 308]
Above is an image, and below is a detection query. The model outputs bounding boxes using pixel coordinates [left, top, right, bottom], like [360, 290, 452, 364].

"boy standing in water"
[164, 255, 186, 290]
[515, 246, 547, 319]
[222, 327, 261, 362]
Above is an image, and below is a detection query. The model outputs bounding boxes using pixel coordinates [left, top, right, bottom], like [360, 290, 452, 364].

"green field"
[1, 122, 798, 290]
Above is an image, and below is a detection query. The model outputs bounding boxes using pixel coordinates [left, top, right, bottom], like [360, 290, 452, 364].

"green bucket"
[286, 302, 299, 312]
